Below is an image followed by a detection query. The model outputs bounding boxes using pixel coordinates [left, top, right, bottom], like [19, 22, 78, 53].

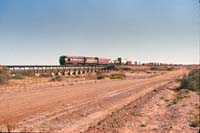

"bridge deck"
[2, 65, 112, 76]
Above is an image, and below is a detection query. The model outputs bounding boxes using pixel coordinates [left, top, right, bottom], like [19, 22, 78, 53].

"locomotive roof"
[61, 56, 110, 60]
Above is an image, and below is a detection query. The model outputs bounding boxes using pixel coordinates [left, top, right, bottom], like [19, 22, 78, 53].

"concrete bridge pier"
[73, 70, 77, 75]
[64, 71, 69, 76]
[77, 69, 81, 75]
[72, 70, 76, 75]
[82, 69, 86, 74]
[51, 72, 55, 77]
[105, 69, 109, 73]
[91, 68, 95, 73]
[57, 70, 61, 76]
[69, 70, 74, 76]
[6, 65, 112, 78]
[85, 68, 89, 73]
[34, 73, 38, 77]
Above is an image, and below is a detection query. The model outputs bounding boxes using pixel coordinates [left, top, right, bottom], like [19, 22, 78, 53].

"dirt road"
[0, 68, 188, 132]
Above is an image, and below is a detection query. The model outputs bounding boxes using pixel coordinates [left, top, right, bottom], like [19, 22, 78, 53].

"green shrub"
[168, 92, 188, 106]
[151, 66, 174, 71]
[190, 120, 200, 128]
[190, 115, 200, 128]
[122, 67, 131, 71]
[160, 97, 164, 100]
[150, 67, 159, 71]
[140, 124, 146, 127]
[178, 70, 200, 92]
[0, 67, 9, 84]
[96, 74, 105, 80]
[109, 73, 126, 79]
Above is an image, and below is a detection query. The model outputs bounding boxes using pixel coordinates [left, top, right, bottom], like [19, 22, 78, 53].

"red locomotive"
[59, 56, 110, 66]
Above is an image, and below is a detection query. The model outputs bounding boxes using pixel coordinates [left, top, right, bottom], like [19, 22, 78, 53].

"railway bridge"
[4, 65, 113, 77]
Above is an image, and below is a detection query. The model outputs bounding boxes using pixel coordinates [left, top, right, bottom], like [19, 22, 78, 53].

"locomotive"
[59, 56, 110, 66]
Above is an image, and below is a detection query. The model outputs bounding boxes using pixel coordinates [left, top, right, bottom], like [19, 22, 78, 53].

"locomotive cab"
[59, 56, 66, 65]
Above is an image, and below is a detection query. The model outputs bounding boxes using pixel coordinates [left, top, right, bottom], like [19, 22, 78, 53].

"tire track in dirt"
[14, 80, 165, 131]
[15, 80, 178, 132]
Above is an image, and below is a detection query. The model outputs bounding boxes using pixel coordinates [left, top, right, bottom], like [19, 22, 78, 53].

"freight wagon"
[126, 61, 132, 65]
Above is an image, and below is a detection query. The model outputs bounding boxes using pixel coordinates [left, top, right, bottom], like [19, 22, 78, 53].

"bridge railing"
[3, 65, 112, 76]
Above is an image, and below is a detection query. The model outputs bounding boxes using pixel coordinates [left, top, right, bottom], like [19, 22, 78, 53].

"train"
[59, 55, 183, 67]
[59, 56, 111, 66]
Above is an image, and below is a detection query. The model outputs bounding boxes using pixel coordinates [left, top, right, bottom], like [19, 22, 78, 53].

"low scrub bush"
[50, 75, 63, 81]
[122, 67, 132, 71]
[96, 74, 105, 80]
[96, 71, 103, 75]
[190, 115, 200, 128]
[150, 67, 159, 71]
[0, 67, 9, 84]
[151, 66, 174, 71]
[168, 91, 189, 106]
[177, 70, 200, 92]
[109, 73, 126, 79]
[96, 71, 106, 80]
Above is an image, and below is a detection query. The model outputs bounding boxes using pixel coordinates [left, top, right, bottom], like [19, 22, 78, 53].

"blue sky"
[0, 0, 199, 65]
